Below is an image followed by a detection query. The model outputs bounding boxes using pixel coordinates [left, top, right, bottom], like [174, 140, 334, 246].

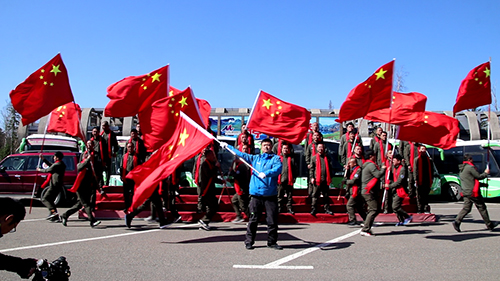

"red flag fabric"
[246, 90, 311, 144]
[196, 98, 212, 128]
[9, 54, 75, 125]
[139, 86, 205, 152]
[364, 91, 427, 125]
[47, 102, 86, 140]
[105, 65, 169, 117]
[397, 111, 460, 150]
[453, 62, 491, 115]
[337, 60, 394, 122]
[126, 112, 215, 211]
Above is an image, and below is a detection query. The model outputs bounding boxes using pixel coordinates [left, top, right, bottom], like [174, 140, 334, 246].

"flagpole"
[29, 113, 52, 214]
[381, 58, 396, 211]
[246, 90, 262, 126]
[213, 138, 261, 174]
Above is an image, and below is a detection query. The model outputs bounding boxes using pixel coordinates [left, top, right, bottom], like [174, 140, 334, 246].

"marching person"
[278, 143, 297, 215]
[128, 128, 147, 163]
[37, 151, 66, 222]
[369, 126, 383, 151]
[229, 150, 251, 223]
[413, 145, 433, 213]
[353, 144, 365, 167]
[373, 131, 392, 167]
[309, 142, 334, 216]
[401, 141, 418, 198]
[100, 121, 119, 186]
[304, 122, 320, 151]
[222, 138, 283, 250]
[90, 126, 106, 189]
[452, 154, 497, 232]
[237, 123, 255, 154]
[345, 157, 366, 226]
[0, 198, 38, 279]
[386, 154, 412, 226]
[360, 150, 386, 236]
[341, 130, 363, 166]
[197, 149, 221, 231]
[121, 142, 142, 212]
[61, 140, 102, 228]
[382, 150, 394, 214]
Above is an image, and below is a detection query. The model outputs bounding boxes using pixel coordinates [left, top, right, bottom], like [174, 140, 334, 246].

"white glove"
[219, 142, 228, 149]
[258, 172, 266, 179]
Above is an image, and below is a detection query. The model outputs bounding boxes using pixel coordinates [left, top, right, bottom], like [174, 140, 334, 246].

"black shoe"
[452, 221, 461, 232]
[325, 210, 334, 215]
[347, 221, 357, 226]
[287, 210, 295, 215]
[46, 213, 58, 220]
[267, 244, 283, 250]
[245, 243, 254, 250]
[61, 216, 68, 227]
[488, 221, 498, 231]
[125, 214, 132, 228]
[310, 209, 317, 216]
[49, 214, 61, 222]
[198, 220, 210, 231]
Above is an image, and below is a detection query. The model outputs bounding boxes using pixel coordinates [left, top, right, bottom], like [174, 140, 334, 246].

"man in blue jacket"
[222, 138, 283, 250]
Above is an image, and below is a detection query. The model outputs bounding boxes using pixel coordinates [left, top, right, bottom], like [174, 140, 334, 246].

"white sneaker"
[198, 220, 210, 231]
[232, 217, 243, 223]
[360, 231, 374, 237]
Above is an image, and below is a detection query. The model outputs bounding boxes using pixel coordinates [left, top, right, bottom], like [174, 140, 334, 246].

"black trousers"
[231, 193, 249, 218]
[41, 185, 61, 212]
[129, 188, 166, 225]
[278, 183, 294, 211]
[123, 179, 134, 211]
[245, 195, 278, 246]
[416, 184, 430, 213]
[311, 182, 331, 211]
[62, 186, 96, 224]
[346, 194, 366, 222]
[392, 194, 410, 222]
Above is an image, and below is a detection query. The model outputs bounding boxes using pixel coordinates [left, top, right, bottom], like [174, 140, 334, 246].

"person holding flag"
[221, 139, 283, 250]
[360, 150, 386, 237]
[61, 140, 101, 228]
[37, 152, 66, 222]
[452, 154, 497, 232]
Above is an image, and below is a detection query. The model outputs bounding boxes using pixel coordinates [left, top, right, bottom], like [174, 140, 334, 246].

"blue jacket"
[227, 145, 282, 196]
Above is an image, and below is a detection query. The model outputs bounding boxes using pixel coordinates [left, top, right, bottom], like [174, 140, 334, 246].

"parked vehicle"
[0, 150, 80, 205]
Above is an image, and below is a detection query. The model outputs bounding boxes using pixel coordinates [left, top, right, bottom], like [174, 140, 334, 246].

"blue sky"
[1, 1, 499, 116]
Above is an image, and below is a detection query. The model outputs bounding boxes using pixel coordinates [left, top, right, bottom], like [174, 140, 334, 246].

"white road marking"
[0, 230, 160, 253]
[233, 229, 361, 270]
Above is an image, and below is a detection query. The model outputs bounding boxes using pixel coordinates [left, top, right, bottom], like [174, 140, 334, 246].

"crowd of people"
[34, 120, 497, 249]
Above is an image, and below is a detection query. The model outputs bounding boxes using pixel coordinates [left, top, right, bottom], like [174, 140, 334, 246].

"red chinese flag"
[196, 98, 212, 128]
[337, 60, 394, 122]
[453, 62, 491, 115]
[9, 54, 75, 125]
[47, 102, 86, 141]
[139, 86, 205, 151]
[397, 111, 460, 150]
[246, 90, 311, 144]
[126, 112, 215, 211]
[105, 65, 169, 117]
[364, 92, 427, 125]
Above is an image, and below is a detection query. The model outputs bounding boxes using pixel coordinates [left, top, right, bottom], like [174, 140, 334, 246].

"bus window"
[488, 148, 500, 177]
[470, 154, 485, 171]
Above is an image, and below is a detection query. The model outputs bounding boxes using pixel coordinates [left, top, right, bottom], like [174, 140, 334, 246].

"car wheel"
[40, 188, 63, 206]
[446, 182, 462, 201]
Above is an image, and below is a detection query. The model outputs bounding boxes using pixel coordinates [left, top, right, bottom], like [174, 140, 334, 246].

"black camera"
[32, 256, 71, 281]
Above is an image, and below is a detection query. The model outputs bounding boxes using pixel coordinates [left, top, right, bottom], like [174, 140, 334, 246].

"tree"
[0, 101, 21, 159]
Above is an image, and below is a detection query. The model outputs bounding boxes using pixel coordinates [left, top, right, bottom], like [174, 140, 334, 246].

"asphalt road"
[1, 201, 500, 281]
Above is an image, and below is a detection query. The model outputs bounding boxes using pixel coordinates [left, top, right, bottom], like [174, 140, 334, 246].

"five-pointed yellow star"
[151, 72, 162, 83]
[178, 96, 188, 108]
[374, 68, 387, 80]
[50, 64, 62, 76]
[178, 128, 189, 146]
[262, 99, 273, 110]
[484, 67, 491, 78]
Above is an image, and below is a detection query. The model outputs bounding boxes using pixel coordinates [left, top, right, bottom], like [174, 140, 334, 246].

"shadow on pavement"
[374, 229, 433, 236]
[426, 232, 500, 242]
